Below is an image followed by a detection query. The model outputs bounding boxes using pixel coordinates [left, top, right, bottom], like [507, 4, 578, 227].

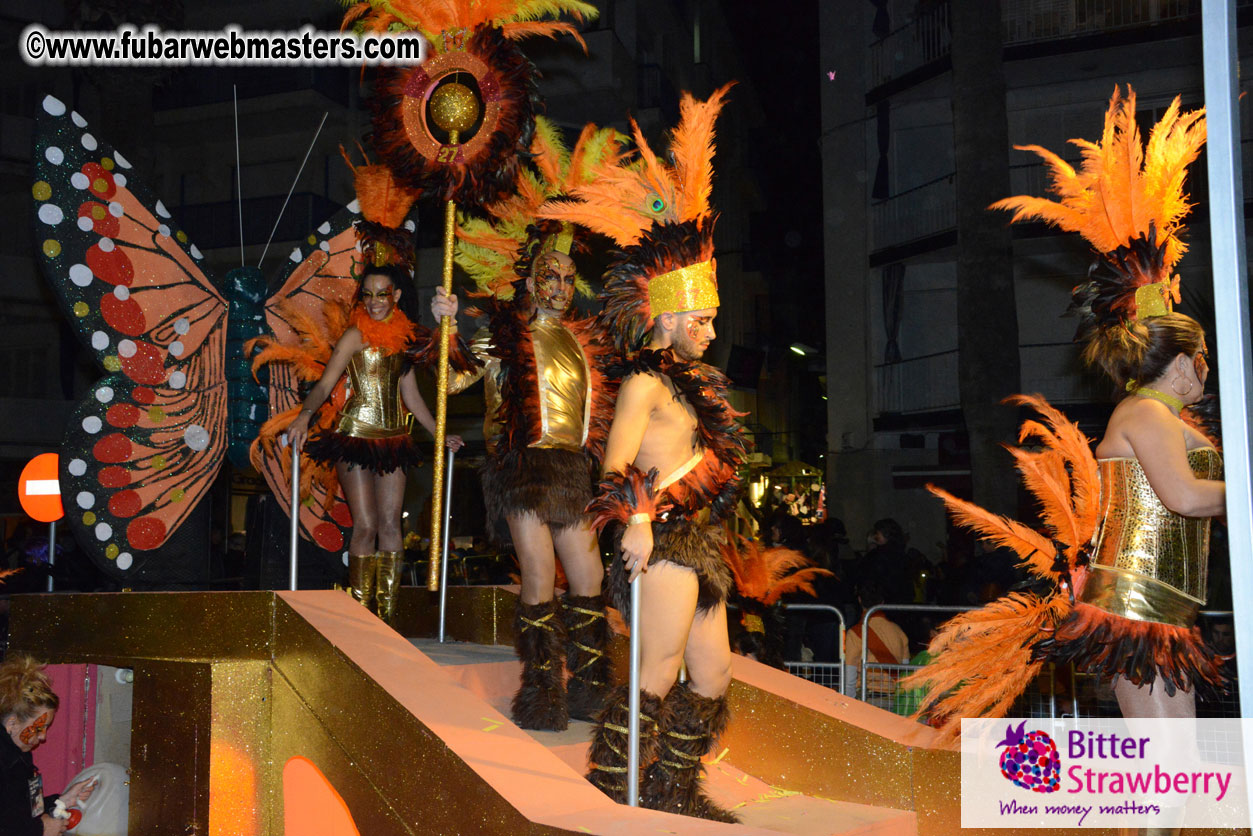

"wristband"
[627, 513, 652, 526]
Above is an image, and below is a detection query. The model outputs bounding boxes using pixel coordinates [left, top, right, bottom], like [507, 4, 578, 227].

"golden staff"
[425, 82, 480, 591]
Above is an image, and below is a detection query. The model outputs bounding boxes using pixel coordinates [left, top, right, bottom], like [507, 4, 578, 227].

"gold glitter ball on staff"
[429, 82, 480, 134]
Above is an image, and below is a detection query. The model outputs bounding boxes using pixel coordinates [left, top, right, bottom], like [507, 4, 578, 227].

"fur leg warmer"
[641, 682, 738, 823]
[511, 599, 569, 731]
[562, 594, 614, 722]
[585, 684, 664, 804]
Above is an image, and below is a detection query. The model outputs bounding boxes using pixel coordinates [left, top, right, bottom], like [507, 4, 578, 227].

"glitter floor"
[413, 638, 918, 835]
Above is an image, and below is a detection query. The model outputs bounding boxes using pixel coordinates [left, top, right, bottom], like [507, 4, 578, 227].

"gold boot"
[348, 553, 378, 613]
[374, 550, 404, 625]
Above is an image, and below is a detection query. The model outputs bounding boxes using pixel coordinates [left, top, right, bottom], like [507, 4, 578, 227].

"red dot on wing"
[330, 501, 352, 527]
[105, 403, 140, 428]
[86, 244, 134, 287]
[93, 433, 133, 463]
[108, 490, 142, 518]
[127, 516, 166, 550]
[77, 201, 119, 237]
[120, 342, 165, 386]
[132, 387, 155, 405]
[98, 466, 130, 488]
[81, 163, 116, 200]
[100, 294, 146, 337]
[313, 522, 344, 552]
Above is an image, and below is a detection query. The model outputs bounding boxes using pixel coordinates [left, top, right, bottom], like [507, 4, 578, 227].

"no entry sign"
[19, 453, 64, 523]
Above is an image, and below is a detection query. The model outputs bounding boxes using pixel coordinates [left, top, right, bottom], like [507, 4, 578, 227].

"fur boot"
[511, 599, 569, 730]
[585, 684, 664, 804]
[347, 553, 378, 613]
[374, 550, 403, 625]
[640, 682, 738, 822]
[562, 594, 613, 721]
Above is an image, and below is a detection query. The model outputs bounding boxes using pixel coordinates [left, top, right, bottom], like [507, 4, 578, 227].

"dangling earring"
[1171, 373, 1194, 397]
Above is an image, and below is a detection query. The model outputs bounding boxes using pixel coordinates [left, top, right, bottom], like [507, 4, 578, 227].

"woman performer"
[284, 264, 463, 623]
[905, 88, 1227, 749]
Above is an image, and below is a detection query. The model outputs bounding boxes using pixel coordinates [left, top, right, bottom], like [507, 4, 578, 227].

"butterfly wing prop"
[32, 95, 227, 577]
[250, 207, 365, 553]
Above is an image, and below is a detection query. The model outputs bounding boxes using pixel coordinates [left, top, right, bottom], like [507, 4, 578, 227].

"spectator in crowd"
[845, 582, 910, 697]
[1, 657, 97, 835]
[854, 518, 924, 607]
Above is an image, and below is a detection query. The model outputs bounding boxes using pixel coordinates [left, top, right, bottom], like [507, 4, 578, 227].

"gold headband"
[536, 222, 575, 259]
[1134, 280, 1174, 319]
[649, 259, 719, 316]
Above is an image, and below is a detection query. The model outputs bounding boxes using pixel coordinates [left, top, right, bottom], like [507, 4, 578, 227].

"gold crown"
[536, 222, 575, 259]
[648, 259, 719, 316]
[1134, 280, 1174, 319]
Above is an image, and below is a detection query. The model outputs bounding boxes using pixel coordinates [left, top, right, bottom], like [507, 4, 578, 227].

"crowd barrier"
[782, 603, 1240, 719]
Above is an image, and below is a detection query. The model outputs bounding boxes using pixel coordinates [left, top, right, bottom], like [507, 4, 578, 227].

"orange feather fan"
[990, 85, 1205, 274]
[900, 395, 1101, 739]
[247, 299, 354, 506]
[722, 533, 832, 608]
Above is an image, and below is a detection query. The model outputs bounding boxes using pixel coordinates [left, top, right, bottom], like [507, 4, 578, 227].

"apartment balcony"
[868, 3, 952, 91]
[874, 344, 1103, 416]
[868, 0, 1253, 95]
[870, 173, 956, 254]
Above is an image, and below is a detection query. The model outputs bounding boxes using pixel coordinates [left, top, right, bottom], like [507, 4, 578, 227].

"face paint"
[531, 255, 575, 313]
[359, 276, 397, 321]
[685, 318, 704, 343]
[18, 712, 51, 747]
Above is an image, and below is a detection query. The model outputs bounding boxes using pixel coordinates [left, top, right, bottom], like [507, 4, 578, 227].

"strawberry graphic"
[996, 721, 1061, 793]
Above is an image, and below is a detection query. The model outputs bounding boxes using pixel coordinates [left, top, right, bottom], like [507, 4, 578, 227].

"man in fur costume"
[431, 119, 623, 731]
[539, 84, 749, 822]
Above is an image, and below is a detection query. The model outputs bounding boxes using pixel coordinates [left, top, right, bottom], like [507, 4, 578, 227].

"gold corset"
[1080, 447, 1222, 627]
[531, 312, 589, 451]
[337, 347, 409, 439]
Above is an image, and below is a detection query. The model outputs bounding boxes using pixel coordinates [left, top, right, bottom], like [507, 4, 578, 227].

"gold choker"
[1132, 386, 1184, 412]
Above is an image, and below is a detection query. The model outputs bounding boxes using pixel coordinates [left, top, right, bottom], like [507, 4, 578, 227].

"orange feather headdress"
[455, 116, 626, 300]
[539, 83, 734, 353]
[991, 85, 1206, 332]
[341, 143, 421, 269]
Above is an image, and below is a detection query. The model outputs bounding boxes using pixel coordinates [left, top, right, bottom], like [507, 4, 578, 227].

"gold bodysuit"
[1079, 447, 1222, 627]
[449, 310, 590, 453]
[336, 347, 410, 439]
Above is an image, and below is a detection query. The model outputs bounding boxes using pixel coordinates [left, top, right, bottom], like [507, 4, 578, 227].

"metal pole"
[438, 447, 456, 643]
[288, 441, 300, 591]
[46, 520, 56, 592]
[627, 577, 642, 807]
[1202, 0, 1253, 719]
[428, 130, 461, 592]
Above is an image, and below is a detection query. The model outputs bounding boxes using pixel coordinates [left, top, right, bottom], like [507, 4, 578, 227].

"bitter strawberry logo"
[997, 721, 1061, 793]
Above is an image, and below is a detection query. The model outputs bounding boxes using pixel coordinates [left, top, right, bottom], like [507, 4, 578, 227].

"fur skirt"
[608, 517, 731, 620]
[481, 447, 596, 543]
[1033, 602, 1228, 699]
[304, 430, 422, 474]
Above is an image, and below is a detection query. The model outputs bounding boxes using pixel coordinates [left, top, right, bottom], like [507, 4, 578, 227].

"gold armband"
[627, 513, 652, 526]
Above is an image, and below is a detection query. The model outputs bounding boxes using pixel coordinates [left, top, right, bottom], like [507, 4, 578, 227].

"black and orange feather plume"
[901, 395, 1101, 739]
